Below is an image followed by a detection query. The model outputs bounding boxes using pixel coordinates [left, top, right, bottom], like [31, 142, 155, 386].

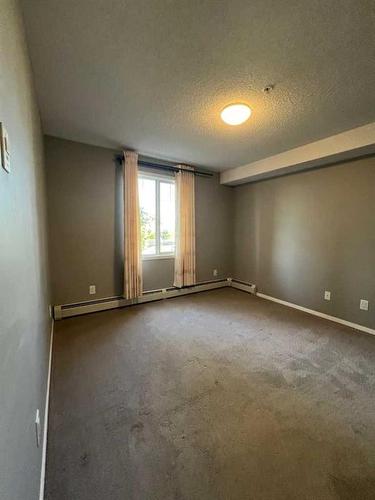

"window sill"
[142, 254, 175, 261]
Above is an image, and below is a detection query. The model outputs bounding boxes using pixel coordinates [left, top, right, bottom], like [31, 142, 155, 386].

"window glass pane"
[160, 181, 175, 253]
[138, 178, 156, 255]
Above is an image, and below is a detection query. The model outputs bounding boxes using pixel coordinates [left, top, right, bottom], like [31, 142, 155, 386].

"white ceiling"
[21, 0, 375, 171]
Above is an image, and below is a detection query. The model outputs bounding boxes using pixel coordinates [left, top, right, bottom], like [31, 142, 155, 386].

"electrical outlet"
[360, 299, 369, 311]
[213, 269, 218, 277]
[89, 285, 96, 295]
[35, 409, 41, 448]
[324, 291, 331, 301]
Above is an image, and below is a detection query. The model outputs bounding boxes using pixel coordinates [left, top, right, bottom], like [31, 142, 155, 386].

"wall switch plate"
[324, 291, 331, 301]
[213, 269, 218, 277]
[89, 285, 96, 295]
[35, 409, 41, 448]
[0, 123, 10, 173]
[360, 299, 369, 311]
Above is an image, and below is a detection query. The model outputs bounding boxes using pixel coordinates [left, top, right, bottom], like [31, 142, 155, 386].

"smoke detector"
[262, 84, 274, 94]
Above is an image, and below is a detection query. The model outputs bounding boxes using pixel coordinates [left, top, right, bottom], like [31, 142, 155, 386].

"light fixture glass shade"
[221, 103, 251, 125]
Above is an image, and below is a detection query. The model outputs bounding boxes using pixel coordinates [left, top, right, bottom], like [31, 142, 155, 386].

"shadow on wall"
[232, 158, 375, 329]
[248, 177, 340, 301]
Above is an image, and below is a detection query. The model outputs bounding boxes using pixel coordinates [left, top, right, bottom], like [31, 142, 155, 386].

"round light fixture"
[221, 103, 251, 126]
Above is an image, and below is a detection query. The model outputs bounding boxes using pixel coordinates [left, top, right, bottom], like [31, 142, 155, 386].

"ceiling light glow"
[221, 103, 251, 126]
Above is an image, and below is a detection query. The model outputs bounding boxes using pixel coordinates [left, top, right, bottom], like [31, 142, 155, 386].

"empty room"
[1, 1, 375, 499]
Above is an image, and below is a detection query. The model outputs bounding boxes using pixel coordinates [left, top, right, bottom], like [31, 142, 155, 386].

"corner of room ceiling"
[220, 122, 375, 185]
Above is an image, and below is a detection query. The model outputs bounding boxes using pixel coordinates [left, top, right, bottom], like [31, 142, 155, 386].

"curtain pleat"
[174, 166, 196, 287]
[123, 150, 142, 299]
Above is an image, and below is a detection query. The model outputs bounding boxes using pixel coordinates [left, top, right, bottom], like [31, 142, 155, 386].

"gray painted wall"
[233, 157, 375, 329]
[45, 136, 233, 304]
[45, 132, 375, 331]
[0, 1, 51, 499]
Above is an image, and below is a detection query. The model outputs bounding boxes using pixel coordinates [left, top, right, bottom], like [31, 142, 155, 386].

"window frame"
[138, 171, 176, 261]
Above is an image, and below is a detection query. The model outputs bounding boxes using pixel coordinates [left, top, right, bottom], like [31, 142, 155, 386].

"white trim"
[39, 319, 54, 500]
[138, 170, 174, 182]
[139, 172, 176, 258]
[142, 254, 175, 261]
[52, 280, 375, 336]
[256, 293, 375, 336]
[54, 280, 230, 319]
[220, 122, 375, 185]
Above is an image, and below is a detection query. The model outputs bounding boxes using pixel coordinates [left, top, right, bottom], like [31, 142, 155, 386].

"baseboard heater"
[53, 278, 374, 336]
[54, 278, 244, 319]
[230, 278, 257, 295]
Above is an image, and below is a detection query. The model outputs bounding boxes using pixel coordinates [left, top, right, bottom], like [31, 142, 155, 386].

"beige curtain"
[174, 165, 196, 287]
[123, 150, 142, 299]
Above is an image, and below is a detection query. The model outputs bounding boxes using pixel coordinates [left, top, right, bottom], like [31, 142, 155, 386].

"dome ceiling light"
[221, 103, 252, 126]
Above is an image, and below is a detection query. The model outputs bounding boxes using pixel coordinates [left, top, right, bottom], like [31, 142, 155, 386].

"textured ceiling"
[21, 0, 375, 170]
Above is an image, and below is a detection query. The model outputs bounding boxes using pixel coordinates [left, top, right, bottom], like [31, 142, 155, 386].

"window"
[138, 173, 175, 258]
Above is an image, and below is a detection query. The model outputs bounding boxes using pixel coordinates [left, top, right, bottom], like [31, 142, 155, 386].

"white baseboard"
[52, 279, 374, 337]
[257, 292, 375, 336]
[39, 318, 54, 500]
[54, 279, 230, 319]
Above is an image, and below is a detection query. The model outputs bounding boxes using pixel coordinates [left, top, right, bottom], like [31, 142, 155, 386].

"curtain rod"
[115, 155, 213, 177]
